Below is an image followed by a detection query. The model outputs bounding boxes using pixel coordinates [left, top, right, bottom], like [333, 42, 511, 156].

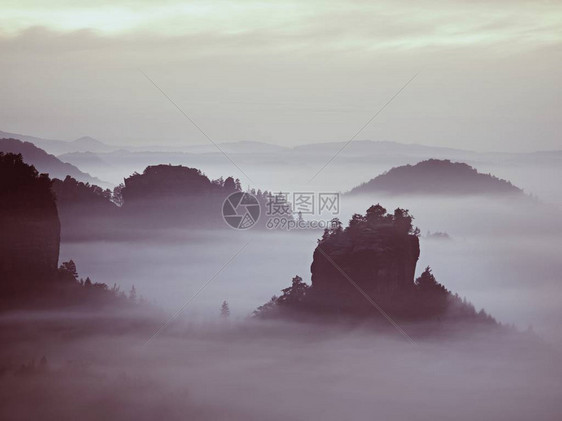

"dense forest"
[49, 163, 284, 238]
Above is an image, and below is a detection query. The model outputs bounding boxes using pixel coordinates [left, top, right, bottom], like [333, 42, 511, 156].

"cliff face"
[0, 153, 60, 293]
[308, 206, 420, 314]
[311, 234, 420, 294]
[1, 208, 60, 283]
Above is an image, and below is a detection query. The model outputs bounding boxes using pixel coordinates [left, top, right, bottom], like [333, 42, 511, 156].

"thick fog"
[3, 166, 562, 419]
[3, 0, 562, 418]
[58, 190, 562, 346]
[1, 315, 561, 421]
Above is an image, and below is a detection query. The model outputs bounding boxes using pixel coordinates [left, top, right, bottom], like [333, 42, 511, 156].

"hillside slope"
[0, 138, 105, 185]
[348, 159, 523, 196]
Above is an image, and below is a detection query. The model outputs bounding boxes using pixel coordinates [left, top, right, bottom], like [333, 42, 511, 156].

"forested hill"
[348, 159, 523, 196]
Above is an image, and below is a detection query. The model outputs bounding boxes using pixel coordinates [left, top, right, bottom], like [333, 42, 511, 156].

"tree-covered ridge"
[46, 163, 281, 237]
[52, 175, 116, 210]
[121, 164, 242, 202]
[115, 164, 284, 230]
[320, 204, 420, 245]
[0, 152, 55, 211]
[49, 175, 120, 241]
[349, 159, 523, 195]
[52, 259, 142, 308]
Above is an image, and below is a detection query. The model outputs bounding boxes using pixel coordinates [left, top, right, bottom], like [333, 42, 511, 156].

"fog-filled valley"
[2, 316, 560, 421]
[2, 136, 562, 420]
[58, 192, 562, 344]
[2, 0, 562, 416]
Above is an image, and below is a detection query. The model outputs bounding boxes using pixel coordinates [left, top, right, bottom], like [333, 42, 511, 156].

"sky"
[0, 0, 561, 151]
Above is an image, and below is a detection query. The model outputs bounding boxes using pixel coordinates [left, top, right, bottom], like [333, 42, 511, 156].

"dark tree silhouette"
[415, 266, 447, 293]
[277, 276, 310, 307]
[220, 301, 231, 319]
[112, 183, 125, 206]
[58, 260, 78, 282]
[366, 204, 389, 223]
[223, 177, 236, 191]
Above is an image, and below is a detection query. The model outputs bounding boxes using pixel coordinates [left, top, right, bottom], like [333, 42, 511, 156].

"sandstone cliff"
[0, 153, 60, 294]
[308, 205, 420, 315]
[255, 205, 496, 325]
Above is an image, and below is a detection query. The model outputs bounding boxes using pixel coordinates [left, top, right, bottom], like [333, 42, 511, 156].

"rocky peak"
[309, 205, 420, 314]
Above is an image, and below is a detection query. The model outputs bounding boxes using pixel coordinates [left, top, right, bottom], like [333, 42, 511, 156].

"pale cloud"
[1, 0, 561, 51]
[0, 0, 560, 151]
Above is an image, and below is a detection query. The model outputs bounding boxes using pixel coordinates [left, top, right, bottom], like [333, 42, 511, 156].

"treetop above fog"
[320, 204, 419, 245]
[0, 152, 54, 210]
[122, 164, 242, 202]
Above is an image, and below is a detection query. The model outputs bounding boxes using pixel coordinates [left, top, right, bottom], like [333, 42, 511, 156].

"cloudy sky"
[1, 0, 561, 151]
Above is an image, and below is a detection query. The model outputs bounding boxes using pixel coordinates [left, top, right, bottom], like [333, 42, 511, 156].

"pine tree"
[59, 260, 78, 282]
[220, 300, 230, 319]
[278, 276, 309, 306]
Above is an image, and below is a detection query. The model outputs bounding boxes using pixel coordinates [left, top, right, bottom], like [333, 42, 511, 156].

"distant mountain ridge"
[4, 129, 560, 203]
[182, 140, 289, 154]
[0, 138, 105, 185]
[0, 130, 116, 155]
[4, 129, 562, 159]
[348, 159, 523, 196]
[71, 136, 110, 151]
